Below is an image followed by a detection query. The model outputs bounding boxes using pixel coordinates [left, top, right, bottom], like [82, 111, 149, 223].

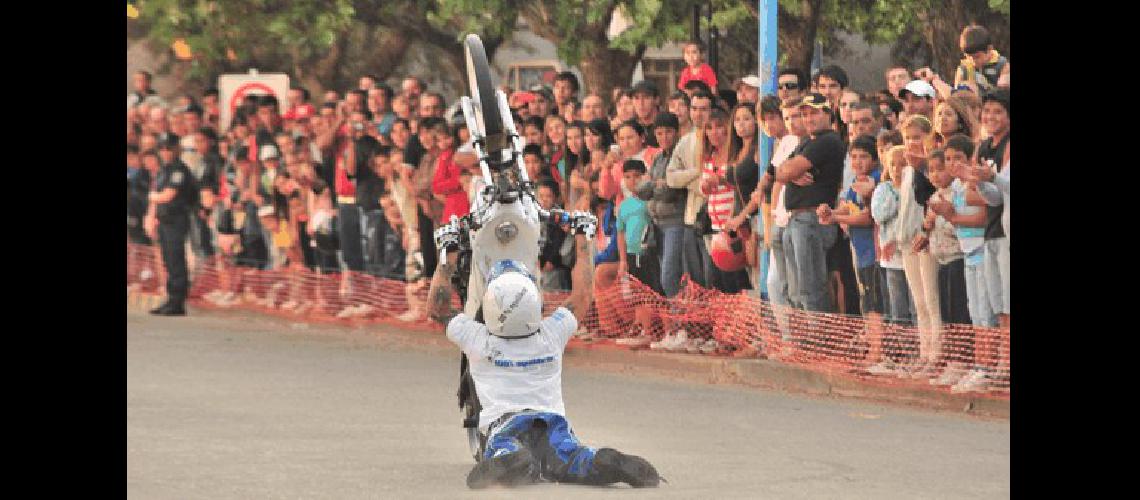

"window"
[506, 61, 562, 93]
[641, 58, 686, 94]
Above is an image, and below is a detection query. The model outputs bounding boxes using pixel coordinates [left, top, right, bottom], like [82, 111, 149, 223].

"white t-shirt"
[770, 134, 801, 228]
[447, 307, 578, 432]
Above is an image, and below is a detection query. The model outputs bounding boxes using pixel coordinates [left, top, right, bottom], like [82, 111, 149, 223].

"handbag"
[731, 169, 759, 269]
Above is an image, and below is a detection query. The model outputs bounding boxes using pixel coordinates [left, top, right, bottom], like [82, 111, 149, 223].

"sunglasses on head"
[962, 46, 988, 57]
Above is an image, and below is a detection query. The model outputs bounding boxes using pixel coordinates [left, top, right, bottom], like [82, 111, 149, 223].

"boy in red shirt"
[677, 41, 718, 93]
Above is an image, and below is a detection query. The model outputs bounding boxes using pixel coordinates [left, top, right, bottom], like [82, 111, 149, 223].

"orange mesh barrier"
[128, 242, 1009, 399]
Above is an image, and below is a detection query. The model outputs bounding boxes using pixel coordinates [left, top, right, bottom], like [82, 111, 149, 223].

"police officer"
[146, 137, 198, 316]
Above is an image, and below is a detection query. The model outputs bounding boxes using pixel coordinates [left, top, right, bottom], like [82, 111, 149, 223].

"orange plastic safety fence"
[128, 242, 1009, 399]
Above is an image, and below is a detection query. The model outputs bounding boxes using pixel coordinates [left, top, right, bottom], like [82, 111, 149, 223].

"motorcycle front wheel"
[463, 34, 507, 155]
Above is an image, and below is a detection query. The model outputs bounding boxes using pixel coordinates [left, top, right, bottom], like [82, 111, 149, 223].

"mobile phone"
[610, 144, 621, 154]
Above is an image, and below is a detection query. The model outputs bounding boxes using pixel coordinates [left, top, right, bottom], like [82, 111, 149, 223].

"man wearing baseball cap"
[898, 79, 936, 121]
[773, 93, 845, 314]
[734, 75, 761, 105]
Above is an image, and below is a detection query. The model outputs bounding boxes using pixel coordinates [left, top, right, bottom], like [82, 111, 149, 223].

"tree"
[729, 0, 1010, 83]
[130, 0, 509, 99]
[435, 0, 701, 98]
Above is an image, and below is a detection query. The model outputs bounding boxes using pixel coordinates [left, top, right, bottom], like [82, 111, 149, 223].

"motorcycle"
[433, 34, 597, 463]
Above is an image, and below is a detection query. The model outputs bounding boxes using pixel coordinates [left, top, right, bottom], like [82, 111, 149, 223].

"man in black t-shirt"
[775, 93, 845, 313]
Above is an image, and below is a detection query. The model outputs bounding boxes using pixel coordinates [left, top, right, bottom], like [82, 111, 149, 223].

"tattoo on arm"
[428, 260, 458, 324]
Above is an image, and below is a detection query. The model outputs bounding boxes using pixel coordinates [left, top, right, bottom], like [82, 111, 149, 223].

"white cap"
[259, 144, 279, 161]
[899, 79, 936, 99]
[481, 270, 543, 338]
[740, 75, 761, 89]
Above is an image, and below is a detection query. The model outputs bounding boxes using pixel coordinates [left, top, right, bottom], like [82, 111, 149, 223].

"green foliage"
[134, 0, 356, 78]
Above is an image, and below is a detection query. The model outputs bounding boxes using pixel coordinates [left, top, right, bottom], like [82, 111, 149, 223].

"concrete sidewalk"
[127, 290, 1009, 419]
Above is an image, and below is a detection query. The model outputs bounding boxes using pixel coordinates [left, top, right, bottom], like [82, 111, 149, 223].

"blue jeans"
[964, 255, 996, 327]
[783, 211, 838, 312]
[884, 267, 913, 325]
[483, 412, 599, 483]
[681, 225, 707, 288]
[984, 237, 1010, 315]
[659, 224, 686, 297]
[768, 225, 789, 307]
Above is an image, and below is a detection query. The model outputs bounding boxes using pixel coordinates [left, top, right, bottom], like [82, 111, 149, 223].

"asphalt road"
[127, 309, 1010, 499]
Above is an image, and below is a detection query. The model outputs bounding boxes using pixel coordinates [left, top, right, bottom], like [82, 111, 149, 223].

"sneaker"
[865, 359, 898, 376]
[396, 309, 424, 322]
[592, 448, 661, 488]
[951, 368, 991, 394]
[217, 291, 238, 306]
[279, 300, 299, 311]
[336, 305, 360, 319]
[930, 363, 969, 386]
[354, 304, 376, 317]
[684, 338, 704, 354]
[466, 447, 540, 489]
[665, 328, 688, 353]
[698, 338, 719, 355]
[649, 333, 675, 350]
[617, 336, 652, 348]
[664, 329, 689, 352]
[616, 327, 647, 345]
[908, 361, 939, 380]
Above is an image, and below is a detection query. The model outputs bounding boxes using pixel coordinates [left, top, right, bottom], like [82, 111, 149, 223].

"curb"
[561, 345, 1008, 419]
[128, 291, 1008, 419]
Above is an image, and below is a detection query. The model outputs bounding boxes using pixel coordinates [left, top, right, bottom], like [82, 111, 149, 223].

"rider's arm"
[428, 249, 461, 325]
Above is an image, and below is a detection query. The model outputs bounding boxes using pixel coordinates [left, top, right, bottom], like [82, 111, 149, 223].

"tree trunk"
[577, 44, 646, 99]
[778, 0, 823, 76]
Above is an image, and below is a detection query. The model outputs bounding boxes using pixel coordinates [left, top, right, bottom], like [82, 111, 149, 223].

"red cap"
[510, 91, 536, 108]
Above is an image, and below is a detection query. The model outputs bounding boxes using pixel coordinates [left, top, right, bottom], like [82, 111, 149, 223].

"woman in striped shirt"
[698, 107, 752, 294]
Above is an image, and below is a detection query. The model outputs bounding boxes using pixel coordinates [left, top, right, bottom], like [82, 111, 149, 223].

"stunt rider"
[429, 216, 664, 489]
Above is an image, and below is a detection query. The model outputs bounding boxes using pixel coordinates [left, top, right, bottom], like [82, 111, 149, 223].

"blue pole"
[758, 0, 777, 167]
[757, 0, 777, 299]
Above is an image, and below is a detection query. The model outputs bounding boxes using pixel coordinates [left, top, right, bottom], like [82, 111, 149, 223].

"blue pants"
[483, 412, 601, 484]
[783, 211, 837, 312]
[658, 225, 686, 297]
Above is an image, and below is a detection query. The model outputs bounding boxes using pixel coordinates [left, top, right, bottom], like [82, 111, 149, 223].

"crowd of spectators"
[127, 24, 1009, 393]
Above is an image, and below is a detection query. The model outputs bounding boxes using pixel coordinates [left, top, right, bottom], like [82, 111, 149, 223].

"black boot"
[151, 301, 186, 316]
[466, 447, 540, 489]
[149, 301, 172, 315]
[592, 448, 661, 488]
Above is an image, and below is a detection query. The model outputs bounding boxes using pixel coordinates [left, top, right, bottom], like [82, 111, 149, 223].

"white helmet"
[482, 260, 543, 338]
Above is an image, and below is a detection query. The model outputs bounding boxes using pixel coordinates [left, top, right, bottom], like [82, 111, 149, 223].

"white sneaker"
[931, 363, 969, 386]
[280, 300, 299, 311]
[396, 309, 423, 322]
[616, 327, 647, 345]
[951, 368, 991, 394]
[866, 359, 898, 376]
[354, 304, 376, 317]
[665, 329, 689, 352]
[218, 291, 238, 306]
[650, 333, 675, 350]
[698, 338, 719, 354]
[337, 305, 360, 318]
[616, 336, 652, 348]
[684, 337, 705, 354]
